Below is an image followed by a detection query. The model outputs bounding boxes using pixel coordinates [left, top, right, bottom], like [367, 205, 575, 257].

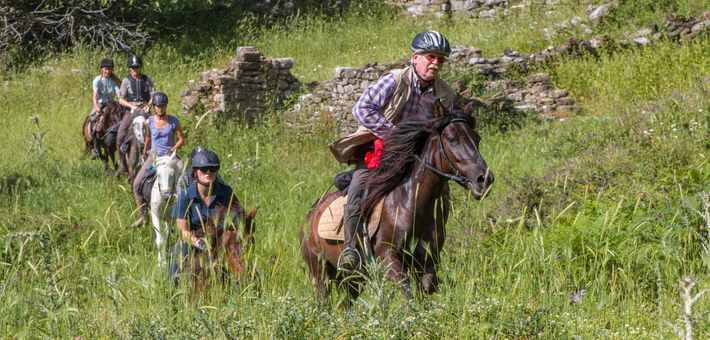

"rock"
[635, 28, 654, 37]
[469, 57, 486, 65]
[182, 90, 192, 96]
[334, 67, 354, 79]
[547, 89, 568, 98]
[515, 105, 538, 113]
[586, 4, 597, 15]
[692, 22, 705, 32]
[555, 97, 575, 105]
[570, 16, 582, 26]
[527, 73, 550, 84]
[183, 96, 197, 110]
[452, 80, 467, 93]
[588, 5, 608, 22]
[239, 50, 262, 62]
[190, 82, 212, 92]
[212, 76, 237, 85]
[633, 37, 651, 46]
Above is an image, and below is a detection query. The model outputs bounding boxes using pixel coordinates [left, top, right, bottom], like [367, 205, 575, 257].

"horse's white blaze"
[132, 116, 147, 149]
[149, 151, 183, 266]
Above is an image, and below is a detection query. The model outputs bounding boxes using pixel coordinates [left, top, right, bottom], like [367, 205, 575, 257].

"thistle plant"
[26, 115, 50, 162]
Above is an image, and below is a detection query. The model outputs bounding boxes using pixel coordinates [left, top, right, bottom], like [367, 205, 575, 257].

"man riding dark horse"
[328, 31, 458, 271]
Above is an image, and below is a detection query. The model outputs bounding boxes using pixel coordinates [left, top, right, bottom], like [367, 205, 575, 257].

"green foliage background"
[5, 0, 710, 338]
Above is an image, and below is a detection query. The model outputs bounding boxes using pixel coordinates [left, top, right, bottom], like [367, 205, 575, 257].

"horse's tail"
[82, 115, 92, 159]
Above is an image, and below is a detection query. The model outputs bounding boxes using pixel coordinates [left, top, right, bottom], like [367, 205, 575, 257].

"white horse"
[118, 114, 148, 184]
[149, 151, 183, 265]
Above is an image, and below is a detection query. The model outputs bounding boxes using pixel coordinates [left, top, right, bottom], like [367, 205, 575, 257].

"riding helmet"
[153, 92, 169, 106]
[100, 58, 114, 68]
[411, 31, 451, 57]
[127, 55, 143, 68]
[190, 146, 206, 161]
[192, 149, 220, 169]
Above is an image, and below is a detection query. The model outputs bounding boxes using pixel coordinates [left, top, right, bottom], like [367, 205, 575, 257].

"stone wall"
[284, 59, 411, 135]
[181, 47, 301, 121]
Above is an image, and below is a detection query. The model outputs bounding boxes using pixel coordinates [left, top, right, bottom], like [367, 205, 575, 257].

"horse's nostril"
[161, 194, 171, 201]
[476, 175, 485, 184]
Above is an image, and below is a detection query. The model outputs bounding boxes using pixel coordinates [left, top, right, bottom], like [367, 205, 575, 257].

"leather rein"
[413, 118, 472, 187]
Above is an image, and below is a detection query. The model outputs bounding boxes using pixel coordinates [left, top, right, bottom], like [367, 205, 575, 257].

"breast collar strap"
[414, 118, 470, 187]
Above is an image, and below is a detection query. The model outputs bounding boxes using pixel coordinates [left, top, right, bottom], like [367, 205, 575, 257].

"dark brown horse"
[300, 99, 494, 301]
[191, 202, 259, 296]
[82, 101, 124, 173]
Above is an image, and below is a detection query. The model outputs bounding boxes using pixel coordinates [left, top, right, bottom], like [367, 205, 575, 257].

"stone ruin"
[181, 47, 301, 122]
[404, 0, 515, 18]
[285, 56, 578, 137]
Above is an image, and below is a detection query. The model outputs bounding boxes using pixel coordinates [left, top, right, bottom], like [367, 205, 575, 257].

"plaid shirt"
[353, 68, 435, 139]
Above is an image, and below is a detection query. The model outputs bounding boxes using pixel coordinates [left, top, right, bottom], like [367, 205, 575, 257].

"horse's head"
[429, 99, 494, 199]
[132, 116, 147, 147]
[154, 151, 181, 202]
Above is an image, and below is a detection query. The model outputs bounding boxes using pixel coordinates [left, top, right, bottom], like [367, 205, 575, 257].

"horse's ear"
[433, 99, 445, 118]
[245, 206, 260, 235]
[464, 102, 473, 116]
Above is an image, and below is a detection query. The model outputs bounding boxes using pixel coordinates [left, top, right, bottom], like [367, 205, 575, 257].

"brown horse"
[300, 99, 494, 301]
[82, 101, 124, 173]
[191, 202, 260, 296]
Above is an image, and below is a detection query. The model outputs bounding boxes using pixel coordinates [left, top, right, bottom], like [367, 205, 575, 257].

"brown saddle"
[317, 195, 385, 241]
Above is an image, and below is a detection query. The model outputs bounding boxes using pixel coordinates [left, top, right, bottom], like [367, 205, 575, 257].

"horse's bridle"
[414, 118, 472, 187]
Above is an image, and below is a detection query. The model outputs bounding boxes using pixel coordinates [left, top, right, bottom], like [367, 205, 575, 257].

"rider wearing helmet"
[118, 55, 156, 115]
[176, 146, 225, 197]
[328, 31, 457, 271]
[168, 148, 240, 283]
[89, 58, 122, 159]
[131, 92, 185, 228]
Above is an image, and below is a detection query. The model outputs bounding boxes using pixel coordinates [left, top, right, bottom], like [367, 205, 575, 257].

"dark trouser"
[346, 163, 370, 206]
[168, 239, 189, 285]
[133, 153, 154, 206]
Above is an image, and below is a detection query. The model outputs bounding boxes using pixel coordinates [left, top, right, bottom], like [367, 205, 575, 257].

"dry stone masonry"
[182, 47, 301, 121]
[284, 59, 411, 135]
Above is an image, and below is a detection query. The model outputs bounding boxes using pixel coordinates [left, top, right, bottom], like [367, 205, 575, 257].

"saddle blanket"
[317, 195, 384, 241]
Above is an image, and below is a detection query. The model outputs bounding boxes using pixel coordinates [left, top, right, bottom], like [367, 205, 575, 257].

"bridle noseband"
[414, 118, 472, 187]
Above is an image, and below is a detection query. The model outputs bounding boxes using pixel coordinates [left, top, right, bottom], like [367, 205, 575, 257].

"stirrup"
[337, 247, 362, 273]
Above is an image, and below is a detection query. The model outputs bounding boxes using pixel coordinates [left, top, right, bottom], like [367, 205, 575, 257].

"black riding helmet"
[190, 146, 206, 161]
[192, 149, 220, 169]
[153, 92, 168, 106]
[411, 31, 451, 57]
[127, 55, 143, 68]
[100, 58, 114, 68]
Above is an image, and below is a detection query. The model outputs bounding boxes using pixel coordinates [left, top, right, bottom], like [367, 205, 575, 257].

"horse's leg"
[150, 207, 166, 266]
[374, 244, 413, 299]
[300, 232, 331, 302]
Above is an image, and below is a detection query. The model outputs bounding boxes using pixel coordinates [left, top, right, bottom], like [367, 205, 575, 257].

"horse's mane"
[361, 97, 475, 217]
[154, 152, 181, 169]
[95, 101, 124, 131]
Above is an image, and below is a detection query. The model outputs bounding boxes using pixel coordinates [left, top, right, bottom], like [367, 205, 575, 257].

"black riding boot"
[338, 204, 362, 271]
[91, 134, 101, 160]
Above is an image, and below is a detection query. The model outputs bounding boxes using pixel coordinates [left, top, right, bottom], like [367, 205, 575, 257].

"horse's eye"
[447, 137, 455, 143]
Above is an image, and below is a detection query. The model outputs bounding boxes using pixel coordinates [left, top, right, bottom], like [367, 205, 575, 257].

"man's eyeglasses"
[422, 54, 447, 64]
[196, 166, 220, 173]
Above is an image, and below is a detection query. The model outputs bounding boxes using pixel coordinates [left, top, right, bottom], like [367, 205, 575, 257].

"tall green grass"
[5, 1, 710, 338]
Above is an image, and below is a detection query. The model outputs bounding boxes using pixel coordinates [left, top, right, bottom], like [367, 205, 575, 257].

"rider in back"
[328, 31, 458, 271]
[131, 92, 185, 228]
[117, 55, 154, 154]
[90, 58, 122, 160]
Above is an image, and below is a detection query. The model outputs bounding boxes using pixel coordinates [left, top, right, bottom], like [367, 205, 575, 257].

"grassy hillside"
[4, 0, 710, 338]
